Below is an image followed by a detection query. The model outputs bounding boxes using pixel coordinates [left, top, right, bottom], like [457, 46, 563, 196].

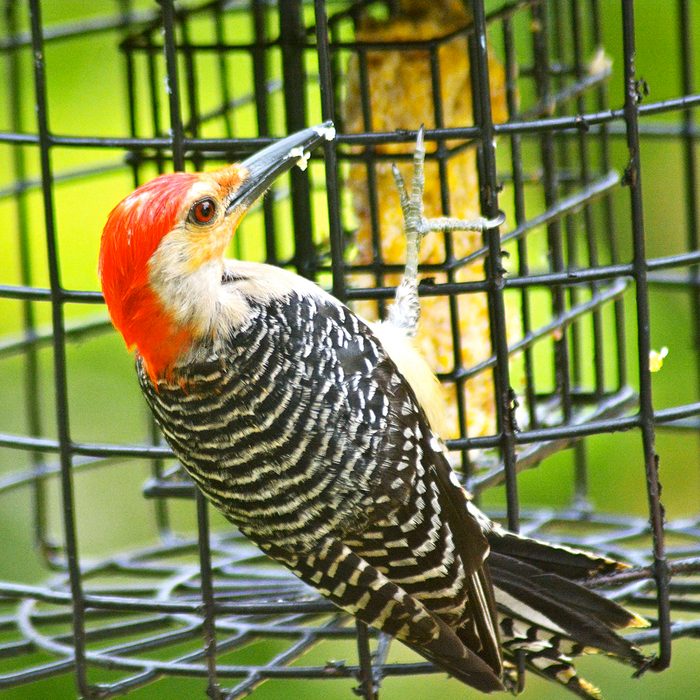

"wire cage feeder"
[1, 0, 699, 698]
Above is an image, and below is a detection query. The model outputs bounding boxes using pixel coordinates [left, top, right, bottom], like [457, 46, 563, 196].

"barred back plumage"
[139, 289, 404, 546]
[136, 279, 648, 697]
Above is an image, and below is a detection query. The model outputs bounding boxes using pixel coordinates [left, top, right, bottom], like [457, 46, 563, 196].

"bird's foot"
[389, 125, 504, 336]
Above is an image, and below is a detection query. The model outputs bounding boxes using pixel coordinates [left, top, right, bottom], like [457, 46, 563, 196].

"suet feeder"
[0, 1, 699, 698]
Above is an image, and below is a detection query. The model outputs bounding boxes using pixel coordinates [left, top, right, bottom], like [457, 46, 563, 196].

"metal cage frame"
[0, 0, 699, 698]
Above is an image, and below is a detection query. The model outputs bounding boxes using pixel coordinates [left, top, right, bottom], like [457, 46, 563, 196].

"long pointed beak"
[226, 121, 335, 215]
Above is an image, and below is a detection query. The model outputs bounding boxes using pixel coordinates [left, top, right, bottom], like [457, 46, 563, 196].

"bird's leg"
[388, 125, 429, 338]
[389, 126, 505, 337]
[389, 161, 421, 338]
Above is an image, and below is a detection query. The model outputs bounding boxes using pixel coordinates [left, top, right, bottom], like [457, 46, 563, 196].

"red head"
[99, 166, 247, 381]
[98, 123, 334, 381]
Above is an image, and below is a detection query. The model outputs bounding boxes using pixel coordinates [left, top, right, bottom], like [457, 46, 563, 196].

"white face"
[147, 171, 246, 337]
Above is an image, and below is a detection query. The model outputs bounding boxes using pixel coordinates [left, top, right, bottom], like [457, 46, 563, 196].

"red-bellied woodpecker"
[99, 124, 649, 697]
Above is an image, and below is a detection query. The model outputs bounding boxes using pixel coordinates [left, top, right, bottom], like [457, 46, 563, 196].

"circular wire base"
[1, 509, 699, 698]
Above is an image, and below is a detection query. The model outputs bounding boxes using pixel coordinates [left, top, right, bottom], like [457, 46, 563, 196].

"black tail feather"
[488, 528, 625, 579]
[503, 654, 604, 700]
[489, 551, 647, 666]
[403, 617, 505, 693]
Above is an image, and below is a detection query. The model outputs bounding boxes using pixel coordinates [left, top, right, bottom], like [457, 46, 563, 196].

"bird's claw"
[389, 127, 506, 338]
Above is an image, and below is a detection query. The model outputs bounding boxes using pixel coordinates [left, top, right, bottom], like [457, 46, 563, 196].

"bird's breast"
[137, 294, 385, 549]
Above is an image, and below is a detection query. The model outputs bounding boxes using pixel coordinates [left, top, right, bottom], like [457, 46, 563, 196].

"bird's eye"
[189, 198, 217, 226]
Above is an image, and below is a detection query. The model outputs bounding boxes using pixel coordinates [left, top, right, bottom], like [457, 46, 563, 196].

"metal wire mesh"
[0, 0, 699, 698]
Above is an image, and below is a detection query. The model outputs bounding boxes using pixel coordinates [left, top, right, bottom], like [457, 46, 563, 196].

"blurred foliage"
[0, 1, 698, 699]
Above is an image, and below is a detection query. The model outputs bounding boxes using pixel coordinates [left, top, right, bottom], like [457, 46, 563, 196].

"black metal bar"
[212, 0, 234, 141]
[678, 0, 700, 451]
[26, 0, 89, 695]
[468, 0, 520, 531]
[118, 0, 173, 543]
[354, 621, 377, 700]
[279, 1, 316, 280]
[314, 0, 345, 302]
[469, 388, 639, 493]
[5, 246, 700, 309]
[569, 0, 596, 510]
[4, 0, 53, 562]
[2, 92, 700, 149]
[573, 0, 605, 400]
[179, 10, 202, 169]
[503, 14, 538, 431]
[427, 40, 471, 475]
[418, 170, 621, 272]
[0, 1, 698, 696]
[159, 0, 185, 171]
[0, 159, 129, 200]
[531, 2, 574, 427]
[1, 391, 696, 458]
[457, 279, 628, 381]
[159, 2, 221, 694]
[0, 6, 159, 50]
[355, 44, 387, 316]
[252, 0, 278, 266]
[557, 0, 581, 401]
[146, 12, 165, 173]
[121, 0, 142, 188]
[328, 4, 346, 133]
[195, 493, 222, 699]
[620, 0, 671, 670]
[590, 0, 628, 393]
[222, 627, 333, 698]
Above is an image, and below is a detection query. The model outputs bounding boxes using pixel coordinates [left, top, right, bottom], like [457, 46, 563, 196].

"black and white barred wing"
[250, 293, 504, 688]
[262, 536, 504, 693]
[140, 288, 504, 689]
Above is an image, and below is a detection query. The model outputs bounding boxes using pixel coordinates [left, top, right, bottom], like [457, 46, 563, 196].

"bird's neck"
[121, 283, 199, 383]
[133, 256, 227, 382]
[133, 258, 329, 381]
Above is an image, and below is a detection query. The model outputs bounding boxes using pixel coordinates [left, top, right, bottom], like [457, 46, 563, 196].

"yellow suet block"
[344, 2, 517, 439]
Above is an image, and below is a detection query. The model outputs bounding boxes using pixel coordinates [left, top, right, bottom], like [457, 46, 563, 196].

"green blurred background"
[0, 0, 698, 698]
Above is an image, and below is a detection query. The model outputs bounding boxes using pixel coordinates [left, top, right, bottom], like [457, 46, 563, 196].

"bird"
[343, 0, 516, 440]
[99, 123, 650, 698]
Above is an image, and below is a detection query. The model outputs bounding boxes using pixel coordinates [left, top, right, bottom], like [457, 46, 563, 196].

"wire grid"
[0, 0, 699, 697]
